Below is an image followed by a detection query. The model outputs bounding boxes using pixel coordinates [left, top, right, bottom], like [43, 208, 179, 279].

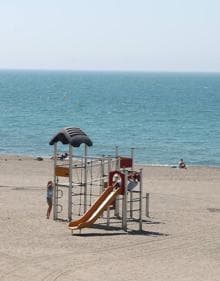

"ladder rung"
[127, 208, 140, 212]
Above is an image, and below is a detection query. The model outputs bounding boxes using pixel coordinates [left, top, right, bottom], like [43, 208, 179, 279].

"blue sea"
[0, 70, 220, 166]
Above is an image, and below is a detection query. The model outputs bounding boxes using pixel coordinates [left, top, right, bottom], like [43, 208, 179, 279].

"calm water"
[0, 70, 220, 166]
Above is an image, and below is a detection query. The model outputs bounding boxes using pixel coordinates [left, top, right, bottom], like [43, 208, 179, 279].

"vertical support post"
[107, 206, 110, 227]
[110, 155, 120, 218]
[53, 143, 58, 220]
[114, 194, 120, 218]
[107, 156, 111, 174]
[84, 144, 88, 213]
[122, 170, 128, 232]
[100, 156, 105, 193]
[130, 191, 133, 218]
[115, 146, 120, 170]
[146, 193, 149, 217]
[68, 144, 73, 221]
[131, 147, 135, 170]
[115, 146, 121, 218]
[139, 169, 143, 231]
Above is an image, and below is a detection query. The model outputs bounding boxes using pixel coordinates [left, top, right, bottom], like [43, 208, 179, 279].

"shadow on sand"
[72, 222, 169, 237]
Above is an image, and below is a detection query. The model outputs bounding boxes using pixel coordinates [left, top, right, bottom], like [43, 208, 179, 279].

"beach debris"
[36, 156, 44, 161]
[207, 208, 220, 213]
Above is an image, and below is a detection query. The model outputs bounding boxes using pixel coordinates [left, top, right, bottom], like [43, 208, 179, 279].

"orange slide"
[68, 185, 121, 231]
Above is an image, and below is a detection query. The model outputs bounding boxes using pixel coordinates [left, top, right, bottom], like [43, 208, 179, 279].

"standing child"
[46, 180, 54, 219]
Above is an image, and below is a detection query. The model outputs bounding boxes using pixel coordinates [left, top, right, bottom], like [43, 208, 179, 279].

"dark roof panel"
[49, 127, 93, 147]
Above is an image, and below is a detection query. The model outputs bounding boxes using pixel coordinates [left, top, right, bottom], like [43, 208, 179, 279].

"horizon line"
[0, 68, 220, 74]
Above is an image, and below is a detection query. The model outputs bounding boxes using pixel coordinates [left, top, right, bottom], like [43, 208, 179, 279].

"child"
[46, 180, 54, 219]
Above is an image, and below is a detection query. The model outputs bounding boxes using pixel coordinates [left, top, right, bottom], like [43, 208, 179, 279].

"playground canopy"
[49, 127, 93, 147]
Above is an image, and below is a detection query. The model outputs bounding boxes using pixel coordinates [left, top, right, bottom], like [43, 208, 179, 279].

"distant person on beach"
[46, 180, 54, 219]
[127, 171, 140, 191]
[178, 159, 187, 169]
[58, 152, 68, 160]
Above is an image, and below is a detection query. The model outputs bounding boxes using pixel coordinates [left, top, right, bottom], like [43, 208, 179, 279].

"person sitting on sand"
[127, 171, 140, 191]
[46, 180, 54, 219]
[59, 152, 68, 160]
[179, 159, 187, 169]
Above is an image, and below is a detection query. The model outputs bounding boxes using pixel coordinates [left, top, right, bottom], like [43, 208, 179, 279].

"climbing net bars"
[52, 143, 144, 232]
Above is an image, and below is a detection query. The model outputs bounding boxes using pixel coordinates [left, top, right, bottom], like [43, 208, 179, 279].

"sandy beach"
[0, 155, 220, 281]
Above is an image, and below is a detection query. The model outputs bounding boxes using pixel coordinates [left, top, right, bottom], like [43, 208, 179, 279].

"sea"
[0, 70, 220, 167]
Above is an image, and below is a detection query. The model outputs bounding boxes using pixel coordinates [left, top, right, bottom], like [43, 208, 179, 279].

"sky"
[0, 0, 220, 72]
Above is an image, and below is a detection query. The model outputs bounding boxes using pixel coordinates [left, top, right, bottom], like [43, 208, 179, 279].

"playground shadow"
[128, 230, 169, 237]
[128, 218, 165, 225]
[73, 223, 126, 237]
[100, 217, 165, 225]
[72, 223, 169, 237]
[73, 232, 128, 237]
[54, 218, 162, 224]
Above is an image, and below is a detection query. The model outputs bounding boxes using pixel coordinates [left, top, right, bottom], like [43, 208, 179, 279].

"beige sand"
[0, 155, 220, 281]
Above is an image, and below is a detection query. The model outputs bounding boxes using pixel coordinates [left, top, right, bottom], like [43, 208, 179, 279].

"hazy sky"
[1, 0, 220, 72]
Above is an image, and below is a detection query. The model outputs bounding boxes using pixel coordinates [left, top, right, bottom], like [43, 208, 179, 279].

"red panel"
[120, 157, 133, 168]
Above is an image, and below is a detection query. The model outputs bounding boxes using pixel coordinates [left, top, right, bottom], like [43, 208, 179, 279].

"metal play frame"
[49, 127, 145, 232]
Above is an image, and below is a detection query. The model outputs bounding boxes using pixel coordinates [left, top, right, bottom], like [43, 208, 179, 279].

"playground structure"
[49, 127, 146, 233]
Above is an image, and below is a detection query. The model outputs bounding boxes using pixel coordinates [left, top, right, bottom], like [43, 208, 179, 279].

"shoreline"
[1, 153, 220, 169]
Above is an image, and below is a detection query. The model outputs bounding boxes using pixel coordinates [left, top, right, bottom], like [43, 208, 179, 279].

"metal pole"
[130, 191, 133, 218]
[115, 146, 120, 170]
[68, 144, 73, 221]
[122, 170, 128, 232]
[53, 143, 58, 220]
[107, 206, 110, 227]
[100, 156, 105, 193]
[110, 154, 120, 218]
[139, 169, 143, 231]
[129, 148, 135, 219]
[146, 193, 149, 218]
[131, 147, 135, 170]
[84, 144, 88, 213]
[107, 155, 111, 176]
